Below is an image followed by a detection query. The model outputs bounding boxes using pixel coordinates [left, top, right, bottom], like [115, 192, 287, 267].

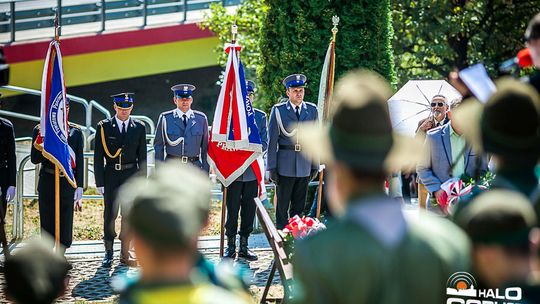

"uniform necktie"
[295, 106, 300, 120]
[182, 114, 187, 127]
[122, 121, 126, 134]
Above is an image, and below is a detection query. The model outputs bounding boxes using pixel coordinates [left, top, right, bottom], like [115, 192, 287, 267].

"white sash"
[274, 107, 297, 138]
[161, 115, 184, 147]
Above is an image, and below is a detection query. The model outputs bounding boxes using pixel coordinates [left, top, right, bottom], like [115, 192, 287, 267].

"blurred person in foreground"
[292, 70, 471, 304]
[4, 237, 71, 304]
[452, 79, 540, 204]
[455, 190, 540, 303]
[116, 163, 251, 304]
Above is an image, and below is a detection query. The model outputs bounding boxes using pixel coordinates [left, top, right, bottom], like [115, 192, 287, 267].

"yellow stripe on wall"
[1, 36, 219, 97]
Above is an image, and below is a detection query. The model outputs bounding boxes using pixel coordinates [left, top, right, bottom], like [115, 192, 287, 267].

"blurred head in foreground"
[4, 237, 70, 304]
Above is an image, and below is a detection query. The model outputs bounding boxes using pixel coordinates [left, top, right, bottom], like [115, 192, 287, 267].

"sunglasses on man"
[431, 102, 445, 107]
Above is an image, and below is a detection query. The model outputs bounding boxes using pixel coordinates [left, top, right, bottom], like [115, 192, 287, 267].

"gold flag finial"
[331, 16, 339, 42]
[231, 23, 238, 43]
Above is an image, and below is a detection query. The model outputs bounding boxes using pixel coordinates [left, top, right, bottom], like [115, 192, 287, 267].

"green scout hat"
[297, 69, 422, 173]
[455, 189, 536, 247]
[117, 162, 211, 249]
[4, 237, 70, 304]
[453, 78, 540, 158]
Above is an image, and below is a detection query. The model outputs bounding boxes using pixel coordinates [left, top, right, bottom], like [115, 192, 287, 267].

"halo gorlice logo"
[447, 272, 478, 297]
[446, 272, 523, 304]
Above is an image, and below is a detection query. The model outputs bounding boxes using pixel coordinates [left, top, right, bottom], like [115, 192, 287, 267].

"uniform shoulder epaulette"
[68, 122, 81, 129]
[254, 108, 266, 116]
[160, 109, 175, 117]
[0, 117, 13, 127]
[193, 110, 207, 119]
[98, 118, 112, 127]
[305, 101, 317, 108]
[131, 118, 145, 127]
[273, 102, 287, 111]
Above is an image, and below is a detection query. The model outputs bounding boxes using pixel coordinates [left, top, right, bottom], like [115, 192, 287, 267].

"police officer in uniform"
[154, 84, 209, 172]
[268, 74, 319, 229]
[94, 93, 147, 267]
[31, 98, 84, 253]
[0, 95, 15, 258]
[223, 80, 268, 260]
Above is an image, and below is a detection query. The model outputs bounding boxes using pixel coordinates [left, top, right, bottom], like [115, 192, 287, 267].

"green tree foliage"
[392, 0, 540, 86]
[258, 0, 396, 112]
[200, 0, 268, 81]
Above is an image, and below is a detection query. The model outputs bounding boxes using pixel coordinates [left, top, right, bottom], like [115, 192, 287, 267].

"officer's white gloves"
[74, 187, 83, 201]
[6, 186, 15, 202]
[97, 187, 104, 196]
[74, 187, 83, 211]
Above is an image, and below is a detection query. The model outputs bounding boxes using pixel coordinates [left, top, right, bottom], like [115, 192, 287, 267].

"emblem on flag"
[34, 40, 77, 188]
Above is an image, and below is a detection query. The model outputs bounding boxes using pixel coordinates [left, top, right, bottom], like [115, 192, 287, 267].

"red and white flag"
[207, 43, 265, 198]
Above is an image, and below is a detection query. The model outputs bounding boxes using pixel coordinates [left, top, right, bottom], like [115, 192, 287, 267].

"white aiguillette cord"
[161, 115, 186, 157]
[274, 107, 297, 137]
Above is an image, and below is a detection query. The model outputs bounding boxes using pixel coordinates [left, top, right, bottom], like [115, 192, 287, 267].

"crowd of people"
[1, 10, 540, 304]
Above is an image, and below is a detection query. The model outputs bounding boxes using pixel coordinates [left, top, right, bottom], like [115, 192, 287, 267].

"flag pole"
[55, 166, 60, 250]
[220, 187, 227, 257]
[316, 168, 324, 219]
[53, 8, 61, 252]
[219, 22, 239, 258]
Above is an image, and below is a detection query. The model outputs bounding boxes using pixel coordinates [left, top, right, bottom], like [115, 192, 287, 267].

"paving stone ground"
[0, 234, 282, 303]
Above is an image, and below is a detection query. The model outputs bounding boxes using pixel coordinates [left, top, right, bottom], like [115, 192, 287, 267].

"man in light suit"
[268, 74, 319, 229]
[223, 80, 268, 261]
[417, 99, 488, 211]
[154, 84, 209, 172]
[415, 94, 450, 208]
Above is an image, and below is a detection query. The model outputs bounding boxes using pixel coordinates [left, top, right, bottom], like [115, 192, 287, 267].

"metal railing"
[11, 144, 320, 240]
[1, 0, 242, 43]
[0, 85, 156, 144]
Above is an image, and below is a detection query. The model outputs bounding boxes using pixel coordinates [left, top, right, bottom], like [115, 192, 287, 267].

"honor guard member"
[31, 98, 84, 253]
[224, 80, 268, 260]
[154, 84, 209, 172]
[0, 95, 15, 258]
[268, 74, 319, 229]
[94, 93, 147, 267]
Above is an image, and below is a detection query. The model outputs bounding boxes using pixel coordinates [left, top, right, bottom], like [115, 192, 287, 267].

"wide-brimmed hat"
[455, 189, 536, 247]
[117, 162, 211, 249]
[297, 70, 422, 173]
[453, 78, 540, 158]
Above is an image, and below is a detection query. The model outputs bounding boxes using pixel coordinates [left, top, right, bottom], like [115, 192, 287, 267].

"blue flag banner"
[35, 40, 77, 188]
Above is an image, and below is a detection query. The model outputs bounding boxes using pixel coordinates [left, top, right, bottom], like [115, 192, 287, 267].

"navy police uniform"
[154, 84, 209, 172]
[268, 74, 319, 229]
[31, 121, 84, 249]
[94, 93, 147, 266]
[0, 115, 16, 254]
[224, 80, 268, 260]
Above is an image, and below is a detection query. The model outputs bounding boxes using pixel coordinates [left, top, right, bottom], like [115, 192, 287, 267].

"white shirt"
[288, 101, 304, 116]
[114, 116, 130, 133]
[175, 108, 194, 121]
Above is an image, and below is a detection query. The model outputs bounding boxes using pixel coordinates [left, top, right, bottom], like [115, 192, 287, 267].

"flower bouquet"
[279, 215, 326, 260]
[428, 172, 495, 215]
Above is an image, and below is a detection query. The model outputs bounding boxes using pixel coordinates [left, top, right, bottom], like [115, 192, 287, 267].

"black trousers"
[225, 180, 258, 239]
[103, 167, 137, 242]
[38, 172, 75, 248]
[276, 176, 310, 229]
[0, 168, 9, 224]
